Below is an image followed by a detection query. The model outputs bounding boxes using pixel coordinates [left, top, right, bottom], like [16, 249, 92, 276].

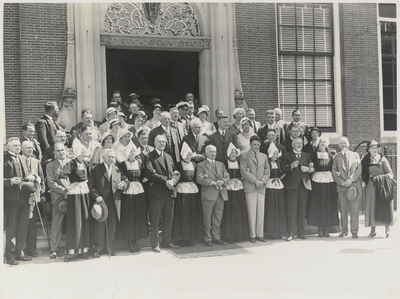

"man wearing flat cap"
[99, 107, 118, 135]
[4, 137, 31, 265]
[89, 149, 127, 257]
[332, 137, 362, 238]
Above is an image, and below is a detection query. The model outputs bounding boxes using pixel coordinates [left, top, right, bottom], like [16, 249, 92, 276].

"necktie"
[253, 122, 257, 131]
[14, 155, 23, 177]
[344, 153, 348, 170]
[165, 130, 172, 150]
[26, 158, 31, 173]
[221, 131, 225, 139]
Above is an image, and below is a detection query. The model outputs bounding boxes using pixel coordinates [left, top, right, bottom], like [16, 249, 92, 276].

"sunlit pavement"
[1, 217, 399, 299]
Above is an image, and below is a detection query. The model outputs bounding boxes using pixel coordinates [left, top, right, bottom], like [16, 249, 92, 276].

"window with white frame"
[379, 4, 397, 131]
[277, 3, 334, 131]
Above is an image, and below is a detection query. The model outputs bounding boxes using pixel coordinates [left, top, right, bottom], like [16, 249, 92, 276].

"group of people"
[4, 90, 395, 266]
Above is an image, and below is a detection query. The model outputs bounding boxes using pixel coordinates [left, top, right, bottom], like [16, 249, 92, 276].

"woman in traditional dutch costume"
[172, 142, 203, 247]
[119, 146, 149, 252]
[264, 143, 288, 239]
[62, 146, 91, 262]
[220, 143, 249, 243]
[307, 136, 339, 237]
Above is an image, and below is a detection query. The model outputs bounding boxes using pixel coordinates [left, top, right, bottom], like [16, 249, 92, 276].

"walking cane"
[35, 200, 51, 253]
[105, 219, 111, 259]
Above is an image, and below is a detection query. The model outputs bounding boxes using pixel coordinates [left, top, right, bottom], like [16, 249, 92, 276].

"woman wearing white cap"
[264, 143, 287, 240]
[114, 129, 135, 164]
[237, 117, 257, 153]
[220, 143, 249, 243]
[307, 136, 339, 238]
[197, 107, 216, 136]
[361, 140, 394, 238]
[90, 131, 115, 170]
[172, 142, 203, 247]
[227, 108, 245, 135]
[61, 145, 91, 262]
[144, 103, 162, 130]
[119, 147, 148, 252]
[109, 118, 122, 143]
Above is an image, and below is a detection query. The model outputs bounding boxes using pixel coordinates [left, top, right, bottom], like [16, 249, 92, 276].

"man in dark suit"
[281, 137, 314, 241]
[20, 123, 42, 161]
[181, 118, 207, 164]
[283, 109, 311, 145]
[258, 110, 285, 145]
[46, 143, 70, 259]
[148, 111, 181, 163]
[206, 115, 238, 162]
[20, 140, 45, 258]
[89, 149, 127, 258]
[3, 137, 31, 265]
[196, 145, 230, 246]
[35, 101, 60, 151]
[144, 134, 181, 252]
[281, 123, 301, 153]
[213, 108, 224, 131]
[260, 129, 287, 156]
[41, 129, 68, 164]
[71, 108, 102, 133]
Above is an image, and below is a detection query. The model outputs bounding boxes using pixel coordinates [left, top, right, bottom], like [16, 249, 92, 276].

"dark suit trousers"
[5, 201, 30, 258]
[94, 193, 118, 252]
[150, 191, 174, 248]
[25, 205, 38, 253]
[286, 183, 309, 236]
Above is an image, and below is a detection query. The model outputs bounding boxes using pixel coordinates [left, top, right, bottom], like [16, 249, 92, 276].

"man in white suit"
[240, 135, 270, 243]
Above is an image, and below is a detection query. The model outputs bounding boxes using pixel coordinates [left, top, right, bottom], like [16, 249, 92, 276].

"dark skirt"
[172, 192, 203, 241]
[265, 188, 287, 237]
[65, 193, 91, 251]
[221, 189, 249, 240]
[307, 181, 339, 227]
[120, 192, 149, 241]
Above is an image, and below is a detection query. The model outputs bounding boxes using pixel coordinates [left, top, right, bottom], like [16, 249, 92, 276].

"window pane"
[381, 36, 394, 55]
[279, 4, 295, 26]
[280, 81, 296, 105]
[379, 4, 396, 18]
[384, 113, 397, 131]
[314, 56, 331, 79]
[297, 27, 314, 51]
[296, 56, 313, 79]
[315, 28, 331, 52]
[383, 87, 394, 109]
[316, 106, 333, 127]
[296, 5, 313, 26]
[314, 5, 331, 27]
[280, 27, 296, 51]
[382, 62, 394, 85]
[297, 81, 314, 105]
[280, 55, 296, 79]
[304, 106, 316, 127]
[282, 105, 296, 122]
[315, 81, 332, 104]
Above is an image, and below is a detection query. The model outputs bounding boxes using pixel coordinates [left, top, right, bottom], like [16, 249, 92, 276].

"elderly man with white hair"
[274, 108, 285, 129]
[196, 145, 230, 246]
[246, 108, 261, 133]
[332, 137, 362, 238]
[144, 134, 181, 252]
[148, 111, 181, 163]
[181, 118, 208, 163]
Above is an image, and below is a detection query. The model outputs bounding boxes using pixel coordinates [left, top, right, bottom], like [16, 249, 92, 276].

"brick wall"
[3, 3, 23, 139]
[339, 3, 381, 149]
[235, 3, 278, 125]
[3, 3, 67, 139]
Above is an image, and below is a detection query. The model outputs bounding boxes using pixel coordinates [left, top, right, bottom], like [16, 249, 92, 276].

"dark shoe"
[164, 243, 179, 249]
[186, 240, 193, 247]
[286, 236, 293, 242]
[49, 251, 58, 259]
[323, 228, 331, 237]
[318, 227, 324, 238]
[205, 241, 212, 247]
[26, 251, 39, 257]
[7, 258, 18, 265]
[297, 235, 307, 240]
[16, 255, 32, 261]
[133, 241, 141, 252]
[339, 232, 348, 238]
[81, 253, 90, 260]
[153, 246, 161, 253]
[213, 239, 226, 245]
[368, 232, 376, 238]
[256, 237, 267, 242]
[352, 233, 358, 239]
[64, 255, 72, 262]
[249, 238, 256, 243]
[93, 251, 102, 258]
[128, 241, 136, 253]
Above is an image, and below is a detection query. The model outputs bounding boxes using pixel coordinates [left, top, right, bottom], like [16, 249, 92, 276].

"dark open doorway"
[106, 49, 199, 110]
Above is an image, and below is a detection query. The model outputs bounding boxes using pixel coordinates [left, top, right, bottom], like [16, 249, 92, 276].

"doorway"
[106, 49, 199, 111]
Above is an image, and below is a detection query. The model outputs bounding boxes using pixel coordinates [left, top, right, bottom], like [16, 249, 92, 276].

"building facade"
[3, 2, 397, 154]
